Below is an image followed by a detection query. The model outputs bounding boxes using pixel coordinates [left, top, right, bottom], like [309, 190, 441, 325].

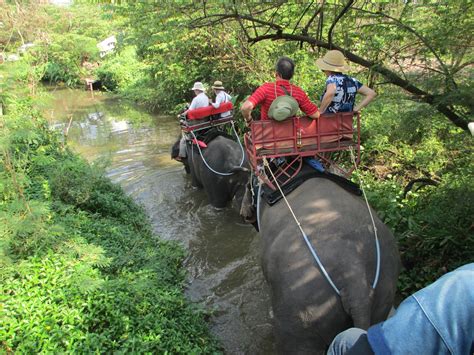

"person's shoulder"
[291, 84, 310, 96]
[258, 82, 273, 89]
[251, 82, 273, 95]
[326, 74, 339, 84]
[455, 263, 474, 272]
[347, 75, 363, 88]
[292, 83, 307, 90]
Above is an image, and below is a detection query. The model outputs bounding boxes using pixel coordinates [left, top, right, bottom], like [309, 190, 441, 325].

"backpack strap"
[277, 83, 294, 97]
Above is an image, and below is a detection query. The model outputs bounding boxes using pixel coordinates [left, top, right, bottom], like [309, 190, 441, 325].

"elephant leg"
[203, 180, 228, 208]
[187, 152, 203, 188]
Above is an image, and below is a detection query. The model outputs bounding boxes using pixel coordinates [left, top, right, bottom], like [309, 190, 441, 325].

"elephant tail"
[340, 278, 374, 330]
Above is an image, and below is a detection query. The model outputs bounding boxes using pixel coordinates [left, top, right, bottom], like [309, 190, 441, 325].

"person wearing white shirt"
[178, 82, 209, 160]
[185, 82, 209, 113]
[210, 80, 232, 118]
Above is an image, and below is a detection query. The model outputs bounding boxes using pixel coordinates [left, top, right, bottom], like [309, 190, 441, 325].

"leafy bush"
[95, 46, 146, 92]
[40, 33, 99, 86]
[1, 87, 220, 352]
[358, 101, 474, 296]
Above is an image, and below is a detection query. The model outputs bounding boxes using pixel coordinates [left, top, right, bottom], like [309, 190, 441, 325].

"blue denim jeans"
[327, 328, 367, 355]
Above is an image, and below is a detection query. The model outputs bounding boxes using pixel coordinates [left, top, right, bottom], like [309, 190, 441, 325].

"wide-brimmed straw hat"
[316, 50, 350, 73]
[191, 82, 206, 91]
[211, 80, 225, 90]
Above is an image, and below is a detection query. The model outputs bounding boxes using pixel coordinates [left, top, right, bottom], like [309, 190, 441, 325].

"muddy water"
[45, 87, 275, 354]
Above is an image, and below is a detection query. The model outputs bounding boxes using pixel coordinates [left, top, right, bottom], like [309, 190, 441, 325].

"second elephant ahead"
[171, 134, 249, 209]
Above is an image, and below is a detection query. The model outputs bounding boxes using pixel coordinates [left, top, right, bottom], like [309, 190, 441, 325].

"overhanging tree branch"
[292, 1, 314, 35]
[190, 13, 283, 31]
[248, 32, 468, 130]
[328, 0, 354, 48]
[302, 2, 321, 35]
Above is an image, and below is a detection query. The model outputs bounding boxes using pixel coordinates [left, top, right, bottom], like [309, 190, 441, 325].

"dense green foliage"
[0, 6, 472, 351]
[108, 1, 473, 296]
[0, 59, 219, 354]
[0, 3, 123, 86]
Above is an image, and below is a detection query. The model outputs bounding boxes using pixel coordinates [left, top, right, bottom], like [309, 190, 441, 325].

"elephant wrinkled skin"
[249, 177, 400, 354]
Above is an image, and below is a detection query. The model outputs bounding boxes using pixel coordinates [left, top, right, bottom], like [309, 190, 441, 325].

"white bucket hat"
[191, 82, 206, 91]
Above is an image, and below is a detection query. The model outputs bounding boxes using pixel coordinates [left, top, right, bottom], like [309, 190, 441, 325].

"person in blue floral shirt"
[316, 50, 376, 114]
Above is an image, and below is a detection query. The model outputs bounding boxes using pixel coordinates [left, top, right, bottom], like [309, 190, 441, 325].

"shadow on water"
[45, 87, 275, 354]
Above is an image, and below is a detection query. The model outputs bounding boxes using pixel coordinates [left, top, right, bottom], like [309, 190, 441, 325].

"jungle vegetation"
[0, 3, 219, 353]
[1, 0, 473, 352]
[96, 0, 473, 292]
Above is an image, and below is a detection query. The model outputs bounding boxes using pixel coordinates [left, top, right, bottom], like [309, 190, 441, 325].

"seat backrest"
[187, 102, 233, 120]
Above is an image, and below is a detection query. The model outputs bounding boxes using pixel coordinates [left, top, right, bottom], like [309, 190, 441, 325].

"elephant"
[241, 174, 400, 354]
[173, 132, 400, 353]
[171, 133, 250, 209]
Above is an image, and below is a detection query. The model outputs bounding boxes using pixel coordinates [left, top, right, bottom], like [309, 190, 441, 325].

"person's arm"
[241, 84, 266, 124]
[298, 89, 320, 119]
[240, 100, 255, 124]
[318, 83, 336, 113]
[211, 92, 224, 109]
[354, 85, 376, 112]
[308, 110, 320, 119]
[188, 96, 198, 111]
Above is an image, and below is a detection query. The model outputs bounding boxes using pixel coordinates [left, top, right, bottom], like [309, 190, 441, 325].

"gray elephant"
[171, 134, 249, 209]
[241, 176, 400, 354]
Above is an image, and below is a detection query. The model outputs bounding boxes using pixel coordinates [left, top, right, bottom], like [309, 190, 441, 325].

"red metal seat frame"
[244, 112, 361, 190]
[181, 102, 234, 133]
[181, 115, 234, 133]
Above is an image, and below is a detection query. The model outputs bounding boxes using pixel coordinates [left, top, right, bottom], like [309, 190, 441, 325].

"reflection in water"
[45, 87, 275, 354]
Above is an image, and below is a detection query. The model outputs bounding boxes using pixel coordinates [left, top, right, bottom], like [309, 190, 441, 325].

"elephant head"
[171, 138, 190, 174]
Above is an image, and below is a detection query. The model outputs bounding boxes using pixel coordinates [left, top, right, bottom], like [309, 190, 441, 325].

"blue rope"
[372, 230, 381, 289]
[190, 121, 245, 176]
[301, 230, 341, 295]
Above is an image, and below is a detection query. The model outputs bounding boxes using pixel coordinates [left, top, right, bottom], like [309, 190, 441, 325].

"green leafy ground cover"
[0, 66, 219, 352]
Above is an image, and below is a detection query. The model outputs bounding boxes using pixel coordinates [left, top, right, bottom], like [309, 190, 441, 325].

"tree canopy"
[180, 1, 473, 130]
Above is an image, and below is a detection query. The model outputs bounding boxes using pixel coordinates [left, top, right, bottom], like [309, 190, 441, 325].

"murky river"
[44, 87, 275, 354]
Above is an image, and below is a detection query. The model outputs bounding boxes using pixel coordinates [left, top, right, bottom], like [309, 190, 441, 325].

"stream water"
[44, 87, 275, 354]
